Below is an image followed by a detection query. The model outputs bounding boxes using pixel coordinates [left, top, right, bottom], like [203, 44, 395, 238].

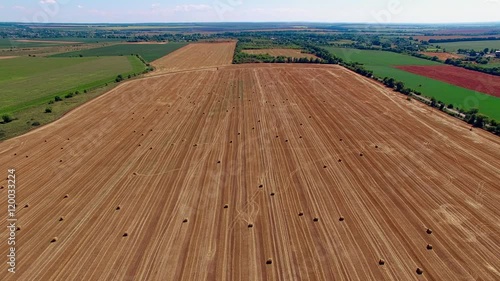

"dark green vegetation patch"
[51, 43, 188, 62]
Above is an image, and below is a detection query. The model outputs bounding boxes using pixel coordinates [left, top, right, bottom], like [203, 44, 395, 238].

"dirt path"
[0, 63, 499, 280]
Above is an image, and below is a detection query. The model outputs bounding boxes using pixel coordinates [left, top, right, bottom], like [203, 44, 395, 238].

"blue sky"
[0, 0, 499, 23]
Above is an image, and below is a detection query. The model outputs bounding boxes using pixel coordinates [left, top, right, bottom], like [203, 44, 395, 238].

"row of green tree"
[427, 37, 500, 43]
[408, 53, 500, 76]
[444, 58, 500, 76]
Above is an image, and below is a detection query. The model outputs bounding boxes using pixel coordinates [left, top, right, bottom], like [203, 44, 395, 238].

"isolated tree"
[473, 114, 488, 128]
[2, 115, 13, 123]
[430, 98, 437, 108]
[395, 81, 405, 91]
[383, 77, 395, 88]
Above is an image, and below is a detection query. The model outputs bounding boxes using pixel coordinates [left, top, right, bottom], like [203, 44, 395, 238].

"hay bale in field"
[426, 244, 433, 250]
[339, 216, 345, 222]
[59, 217, 64, 222]
[375, 145, 379, 148]
[123, 232, 128, 237]
[338, 159, 342, 162]
[64, 194, 69, 199]
[313, 217, 319, 222]
[248, 224, 253, 228]
[416, 268, 423, 275]
[270, 192, 275, 196]
[217, 160, 221, 164]
[379, 259, 385, 265]
[266, 259, 273, 265]
[360, 153, 364, 157]
[51, 237, 58, 243]
[259, 184, 263, 188]
[116, 206, 121, 211]
[323, 166, 327, 169]
[298, 212, 304, 216]
[426, 228, 433, 234]
[224, 204, 229, 209]
[183, 218, 188, 223]
[16, 226, 21, 231]
[24, 204, 29, 208]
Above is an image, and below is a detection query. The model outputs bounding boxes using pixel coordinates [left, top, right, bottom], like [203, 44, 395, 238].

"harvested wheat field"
[242, 49, 319, 59]
[150, 41, 236, 74]
[0, 62, 500, 281]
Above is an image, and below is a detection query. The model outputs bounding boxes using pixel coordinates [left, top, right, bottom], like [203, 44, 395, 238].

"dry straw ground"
[0, 43, 499, 281]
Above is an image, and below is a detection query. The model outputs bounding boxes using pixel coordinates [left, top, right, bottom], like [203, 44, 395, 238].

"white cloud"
[174, 4, 211, 12]
[40, 0, 57, 4]
[78, 5, 83, 9]
[12, 5, 26, 10]
[151, 3, 160, 8]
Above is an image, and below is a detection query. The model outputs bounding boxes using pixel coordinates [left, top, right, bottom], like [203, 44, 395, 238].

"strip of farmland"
[0, 63, 499, 280]
[150, 41, 236, 73]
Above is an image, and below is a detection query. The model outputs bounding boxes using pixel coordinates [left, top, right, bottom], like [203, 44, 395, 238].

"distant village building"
[496, 51, 500, 58]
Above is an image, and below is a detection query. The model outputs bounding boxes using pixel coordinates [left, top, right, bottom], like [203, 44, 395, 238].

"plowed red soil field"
[1, 59, 499, 279]
[397, 65, 500, 98]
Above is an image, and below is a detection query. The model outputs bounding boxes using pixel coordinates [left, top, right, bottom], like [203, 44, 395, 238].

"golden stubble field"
[0, 43, 499, 281]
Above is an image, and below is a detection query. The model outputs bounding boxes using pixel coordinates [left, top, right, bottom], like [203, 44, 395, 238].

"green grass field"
[437, 40, 500, 52]
[51, 43, 188, 62]
[0, 56, 145, 115]
[325, 47, 500, 120]
[0, 39, 76, 49]
[0, 38, 125, 49]
[479, 62, 500, 69]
